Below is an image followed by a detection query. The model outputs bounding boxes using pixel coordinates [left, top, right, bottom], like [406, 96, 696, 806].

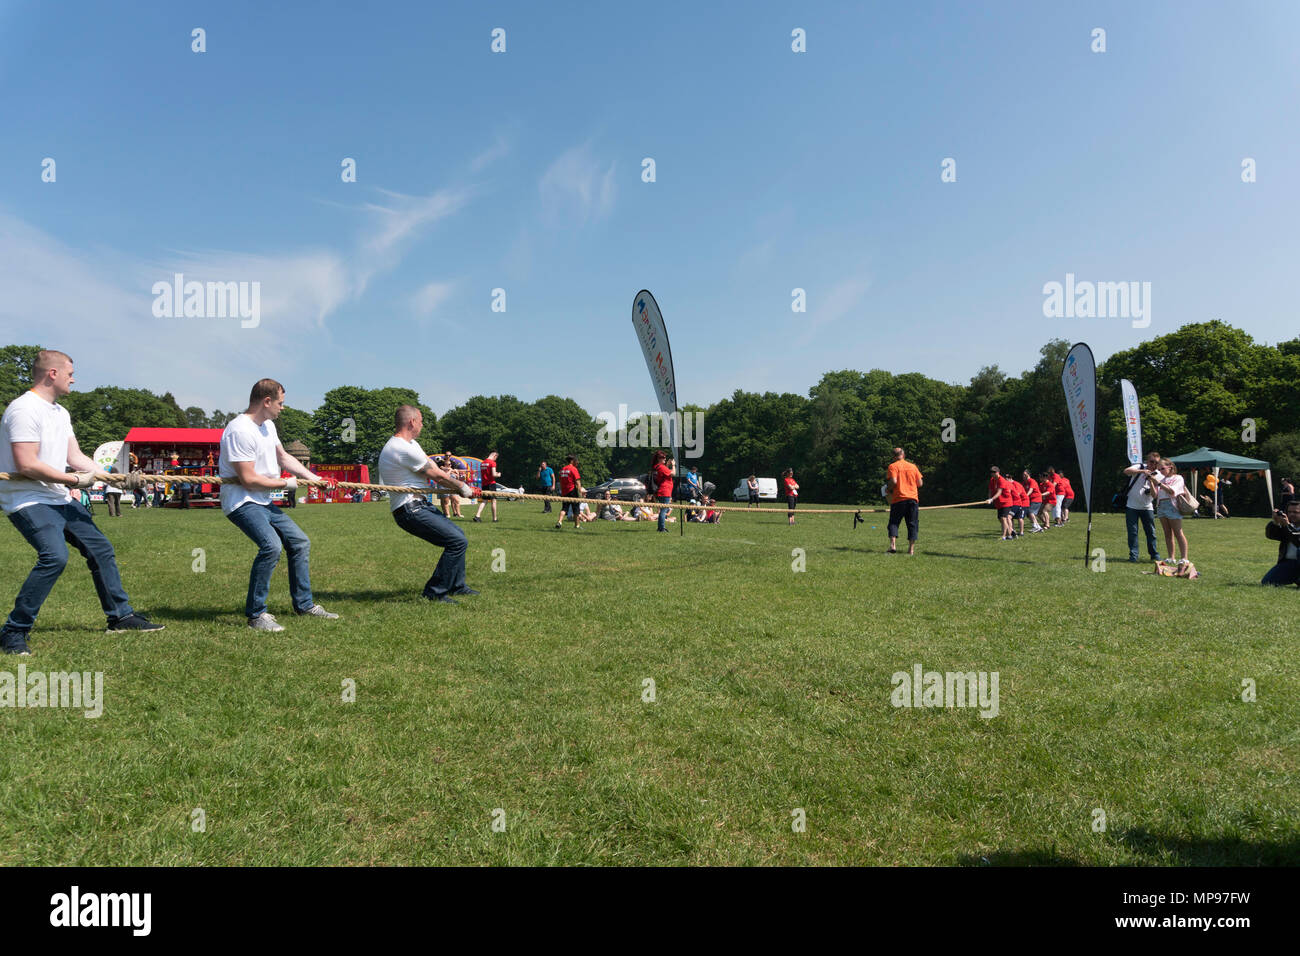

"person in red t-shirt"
[649, 450, 675, 532]
[1021, 469, 1047, 532]
[1010, 478, 1029, 538]
[474, 451, 501, 523]
[986, 466, 1015, 539]
[1053, 470, 1075, 525]
[556, 455, 582, 530]
[782, 467, 799, 525]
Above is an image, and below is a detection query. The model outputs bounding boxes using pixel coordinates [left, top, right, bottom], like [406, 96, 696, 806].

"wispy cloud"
[411, 280, 456, 317]
[470, 131, 512, 172]
[798, 273, 873, 343]
[539, 142, 617, 225]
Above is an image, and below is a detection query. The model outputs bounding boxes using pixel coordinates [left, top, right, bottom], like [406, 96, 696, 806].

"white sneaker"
[295, 604, 339, 619]
[248, 612, 284, 632]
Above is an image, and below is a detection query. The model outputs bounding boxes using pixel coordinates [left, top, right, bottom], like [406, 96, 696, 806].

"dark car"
[591, 477, 647, 501]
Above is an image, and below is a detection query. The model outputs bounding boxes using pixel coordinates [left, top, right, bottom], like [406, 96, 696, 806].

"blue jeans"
[227, 503, 314, 618]
[1125, 507, 1160, 561]
[393, 501, 467, 597]
[5, 501, 133, 631]
[657, 495, 671, 531]
[1262, 560, 1300, 587]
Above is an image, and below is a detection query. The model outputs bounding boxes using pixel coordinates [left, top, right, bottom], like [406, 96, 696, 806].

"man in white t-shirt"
[0, 350, 163, 655]
[220, 378, 340, 631]
[378, 405, 481, 604]
[1121, 450, 1162, 563]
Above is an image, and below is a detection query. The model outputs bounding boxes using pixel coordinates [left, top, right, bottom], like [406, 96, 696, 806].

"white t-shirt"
[0, 390, 75, 515]
[219, 414, 281, 515]
[1155, 473, 1186, 501]
[1125, 470, 1155, 510]
[378, 436, 432, 511]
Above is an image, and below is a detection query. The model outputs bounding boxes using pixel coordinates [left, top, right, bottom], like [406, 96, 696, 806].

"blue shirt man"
[538, 461, 555, 513]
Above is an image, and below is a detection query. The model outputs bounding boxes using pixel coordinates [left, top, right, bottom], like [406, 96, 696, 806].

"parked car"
[732, 477, 779, 501]
[591, 477, 647, 501]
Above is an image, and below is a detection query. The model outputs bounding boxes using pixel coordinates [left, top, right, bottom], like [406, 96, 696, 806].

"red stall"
[307, 464, 371, 503]
[122, 427, 224, 507]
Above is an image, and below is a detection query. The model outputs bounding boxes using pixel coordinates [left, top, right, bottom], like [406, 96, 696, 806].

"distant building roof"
[284, 440, 311, 457]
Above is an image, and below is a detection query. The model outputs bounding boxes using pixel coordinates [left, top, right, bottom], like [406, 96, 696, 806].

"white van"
[732, 477, 779, 501]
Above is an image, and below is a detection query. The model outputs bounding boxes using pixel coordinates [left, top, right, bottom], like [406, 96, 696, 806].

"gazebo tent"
[1168, 447, 1273, 513]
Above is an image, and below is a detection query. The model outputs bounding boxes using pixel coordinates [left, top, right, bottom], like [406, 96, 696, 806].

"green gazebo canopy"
[1168, 447, 1270, 470]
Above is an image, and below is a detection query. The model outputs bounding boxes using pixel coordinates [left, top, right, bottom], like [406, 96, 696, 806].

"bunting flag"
[1061, 343, 1097, 568]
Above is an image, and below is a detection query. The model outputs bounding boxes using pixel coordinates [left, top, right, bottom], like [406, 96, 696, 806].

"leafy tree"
[310, 386, 436, 466]
[0, 345, 44, 404]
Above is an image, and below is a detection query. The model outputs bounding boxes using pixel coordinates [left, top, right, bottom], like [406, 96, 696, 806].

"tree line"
[3, 321, 1296, 512]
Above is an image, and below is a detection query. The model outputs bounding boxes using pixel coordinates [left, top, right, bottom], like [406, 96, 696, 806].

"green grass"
[1, 500, 1296, 865]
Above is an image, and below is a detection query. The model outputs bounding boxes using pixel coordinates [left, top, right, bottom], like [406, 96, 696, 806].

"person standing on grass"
[746, 474, 759, 508]
[1121, 451, 1162, 563]
[0, 349, 163, 656]
[884, 447, 922, 555]
[1261, 498, 1300, 587]
[379, 405, 481, 604]
[103, 463, 124, 517]
[557, 455, 582, 530]
[1009, 476, 1029, 538]
[986, 466, 1015, 540]
[220, 378, 340, 632]
[1050, 468, 1074, 525]
[474, 451, 501, 523]
[782, 467, 799, 525]
[1148, 458, 1190, 566]
[538, 460, 555, 513]
[650, 450, 674, 533]
[1021, 469, 1045, 532]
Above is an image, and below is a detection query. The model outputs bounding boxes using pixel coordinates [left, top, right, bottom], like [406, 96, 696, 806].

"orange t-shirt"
[886, 460, 922, 503]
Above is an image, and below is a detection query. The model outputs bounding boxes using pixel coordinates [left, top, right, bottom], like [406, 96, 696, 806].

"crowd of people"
[985, 466, 1074, 541]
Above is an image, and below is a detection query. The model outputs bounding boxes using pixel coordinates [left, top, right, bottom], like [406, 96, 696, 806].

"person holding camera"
[1121, 451, 1162, 563]
[1261, 499, 1300, 587]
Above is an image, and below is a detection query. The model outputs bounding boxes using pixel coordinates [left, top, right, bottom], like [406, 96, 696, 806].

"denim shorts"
[1157, 499, 1182, 521]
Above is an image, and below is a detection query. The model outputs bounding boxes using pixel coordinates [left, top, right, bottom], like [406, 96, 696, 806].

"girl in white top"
[1149, 458, 1190, 565]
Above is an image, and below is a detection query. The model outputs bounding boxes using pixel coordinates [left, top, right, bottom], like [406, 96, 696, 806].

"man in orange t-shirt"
[884, 447, 923, 554]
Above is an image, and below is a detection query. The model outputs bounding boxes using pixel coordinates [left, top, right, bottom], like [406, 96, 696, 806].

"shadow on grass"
[1112, 828, 1300, 865]
[956, 849, 1082, 866]
[826, 546, 1037, 565]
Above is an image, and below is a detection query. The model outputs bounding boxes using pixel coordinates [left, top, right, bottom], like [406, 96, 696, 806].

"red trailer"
[122, 427, 224, 507]
[307, 464, 372, 503]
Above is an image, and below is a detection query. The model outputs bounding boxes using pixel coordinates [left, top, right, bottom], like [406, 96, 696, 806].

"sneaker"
[1, 628, 31, 656]
[295, 604, 339, 619]
[473, 516, 482, 523]
[453, 587, 480, 596]
[248, 612, 284, 632]
[106, 613, 165, 633]
[425, 594, 459, 605]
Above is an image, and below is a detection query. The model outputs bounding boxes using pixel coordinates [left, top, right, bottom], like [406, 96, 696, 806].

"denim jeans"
[657, 495, 671, 531]
[227, 503, 314, 618]
[5, 501, 133, 631]
[1261, 560, 1300, 586]
[1125, 507, 1160, 560]
[392, 501, 467, 598]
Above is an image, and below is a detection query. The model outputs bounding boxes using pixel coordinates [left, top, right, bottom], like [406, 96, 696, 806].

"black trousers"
[887, 500, 919, 541]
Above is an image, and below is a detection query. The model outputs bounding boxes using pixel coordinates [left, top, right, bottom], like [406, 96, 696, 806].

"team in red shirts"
[987, 465, 1076, 539]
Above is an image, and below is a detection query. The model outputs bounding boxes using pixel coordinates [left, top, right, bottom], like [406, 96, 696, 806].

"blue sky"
[2, 0, 1297, 418]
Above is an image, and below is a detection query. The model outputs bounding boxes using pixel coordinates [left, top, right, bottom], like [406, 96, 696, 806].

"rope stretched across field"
[0, 470, 989, 516]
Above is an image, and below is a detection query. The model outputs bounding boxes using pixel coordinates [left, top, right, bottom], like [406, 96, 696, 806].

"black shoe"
[473, 516, 482, 523]
[1, 628, 31, 656]
[106, 613, 165, 633]
[424, 594, 460, 605]
[453, 587, 480, 596]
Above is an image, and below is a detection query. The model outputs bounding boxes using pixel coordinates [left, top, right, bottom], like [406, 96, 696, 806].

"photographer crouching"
[1261, 498, 1300, 587]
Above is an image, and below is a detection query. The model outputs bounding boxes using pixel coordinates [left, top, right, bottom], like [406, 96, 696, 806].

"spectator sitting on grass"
[704, 498, 721, 523]
[1261, 498, 1300, 587]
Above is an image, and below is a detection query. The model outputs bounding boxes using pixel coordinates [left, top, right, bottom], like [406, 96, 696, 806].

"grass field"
[1, 499, 1296, 866]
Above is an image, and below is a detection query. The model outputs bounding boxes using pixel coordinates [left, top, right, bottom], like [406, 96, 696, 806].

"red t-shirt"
[784, 476, 798, 498]
[1040, 478, 1056, 499]
[1055, 475, 1074, 498]
[652, 463, 673, 497]
[480, 460, 497, 485]
[559, 464, 580, 494]
[1011, 482, 1028, 507]
[989, 476, 1013, 507]
[1024, 478, 1042, 503]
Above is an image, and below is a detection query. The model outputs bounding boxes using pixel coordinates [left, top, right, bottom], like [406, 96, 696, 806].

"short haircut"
[566, 455, 577, 464]
[249, 378, 284, 406]
[394, 404, 421, 429]
[33, 349, 72, 378]
[894, 447, 904, 458]
[1286, 499, 1300, 511]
